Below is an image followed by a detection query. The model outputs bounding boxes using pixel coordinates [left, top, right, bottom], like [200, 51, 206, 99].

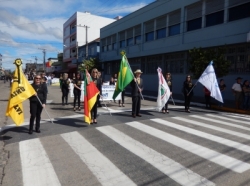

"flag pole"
[35, 95, 54, 124]
[187, 81, 198, 96]
[100, 96, 112, 116]
[171, 96, 175, 105]
[124, 55, 144, 100]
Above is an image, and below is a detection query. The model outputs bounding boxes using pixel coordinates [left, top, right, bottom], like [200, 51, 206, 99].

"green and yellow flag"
[5, 59, 36, 126]
[112, 52, 133, 100]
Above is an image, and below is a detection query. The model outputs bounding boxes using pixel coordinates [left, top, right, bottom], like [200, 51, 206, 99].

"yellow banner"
[5, 59, 36, 126]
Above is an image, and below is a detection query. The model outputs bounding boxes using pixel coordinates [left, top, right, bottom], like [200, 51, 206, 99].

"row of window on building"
[101, 1, 250, 52]
[103, 43, 250, 75]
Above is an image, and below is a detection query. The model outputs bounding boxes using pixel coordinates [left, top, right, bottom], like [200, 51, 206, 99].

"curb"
[211, 105, 250, 115]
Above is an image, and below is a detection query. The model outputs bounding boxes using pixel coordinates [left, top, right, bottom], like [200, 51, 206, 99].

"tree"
[188, 47, 231, 79]
[78, 58, 101, 72]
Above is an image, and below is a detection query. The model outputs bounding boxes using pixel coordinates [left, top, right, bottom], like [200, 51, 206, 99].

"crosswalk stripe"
[191, 115, 250, 131]
[151, 118, 250, 153]
[173, 117, 250, 140]
[19, 139, 61, 186]
[61, 131, 136, 186]
[97, 126, 215, 186]
[206, 114, 250, 125]
[126, 121, 250, 173]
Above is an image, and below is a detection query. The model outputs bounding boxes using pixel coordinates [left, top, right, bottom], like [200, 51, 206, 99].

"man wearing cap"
[232, 77, 243, 109]
[131, 69, 143, 118]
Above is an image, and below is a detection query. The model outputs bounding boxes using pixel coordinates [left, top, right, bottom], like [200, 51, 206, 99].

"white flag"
[198, 61, 223, 103]
[157, 67, 170, 111]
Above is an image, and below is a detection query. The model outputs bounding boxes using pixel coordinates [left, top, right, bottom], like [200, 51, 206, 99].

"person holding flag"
[182, 75, 194, 113]
[84, 68, 100, 125]
[28, 74, 47, 134]
[163, 72, 172, 113]
[157, 68, 171, 113]
[6, 58, 36, 127]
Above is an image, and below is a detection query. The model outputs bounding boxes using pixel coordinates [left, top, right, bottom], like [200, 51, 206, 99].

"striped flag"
[84, 69, 100, 124]
[157, 67, 170, 111]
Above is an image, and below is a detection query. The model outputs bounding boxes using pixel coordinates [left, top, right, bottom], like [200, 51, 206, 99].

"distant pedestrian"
[41, 72, 48, 94]
[232, 77, 243, 109]
[162, 72, 172, 113]
[218, 79, 226, 107]
[73, 73, 82, 111]
[59, 73, 63, 91]
[97, 71, 103, 107]
[61, 73, 70, 105]
[109, 77, 115, 85]
[182, 75, 194, 113]
[242, 80, 250, 110]
[28, 75, 47, 134]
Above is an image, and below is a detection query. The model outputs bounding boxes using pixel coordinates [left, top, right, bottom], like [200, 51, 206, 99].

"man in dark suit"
[131, 69, 143, 118]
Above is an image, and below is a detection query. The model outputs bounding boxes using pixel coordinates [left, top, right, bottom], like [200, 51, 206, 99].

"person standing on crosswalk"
[162, 72, 172, 113]
[28, 75, 47, 134]
[61, 73, 70, 105]
[131, 69, 143, 118]
[182, 75, 194, 113]
[90, 68, 102, 124]
[73, 73, 82, 111]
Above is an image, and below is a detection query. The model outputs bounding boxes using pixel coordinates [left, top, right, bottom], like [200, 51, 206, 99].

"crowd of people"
[5, 67, 248, 134]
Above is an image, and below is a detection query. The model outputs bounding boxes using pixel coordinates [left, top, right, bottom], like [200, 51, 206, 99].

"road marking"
[126, 121, 250, 173]
[61, 131, 136, 186]
[173, 117, 250, 140]
[97, 126, 215, 186]
[191, 115, 250, 131]
[19, 138, 61, 186]
[206, 114, 250, 124]
[151, 118, 250, 153]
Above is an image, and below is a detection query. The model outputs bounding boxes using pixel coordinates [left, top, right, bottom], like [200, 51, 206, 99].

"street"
[0, 85, 250, 186]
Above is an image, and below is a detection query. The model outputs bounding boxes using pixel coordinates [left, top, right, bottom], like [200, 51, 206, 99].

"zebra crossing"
[4, 113, 250, 186]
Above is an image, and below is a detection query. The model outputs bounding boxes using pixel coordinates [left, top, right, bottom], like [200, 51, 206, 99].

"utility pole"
[38, 48, 46, 72]
[76, 24, 90, 59]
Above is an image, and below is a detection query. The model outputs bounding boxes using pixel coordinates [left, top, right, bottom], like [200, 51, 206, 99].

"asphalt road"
[1, 85, 250, 186]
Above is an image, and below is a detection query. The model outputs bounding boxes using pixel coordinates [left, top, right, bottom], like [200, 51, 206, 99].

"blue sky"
[0, 0, 155, 70]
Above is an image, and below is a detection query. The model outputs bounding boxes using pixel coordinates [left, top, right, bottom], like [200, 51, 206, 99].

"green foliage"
[78, 58, 101, 72]
[188, 47, 231, 79]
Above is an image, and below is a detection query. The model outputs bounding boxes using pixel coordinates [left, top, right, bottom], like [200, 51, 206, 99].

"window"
[156, 28, 166, 39]
[229, 2, 250, 22]
[120, 40, 125, 48]
[169, 24, 180, 36]
[112, 43, 117, 50]
[135, 35, 141, 44]
[145, 31, 154, 42]
[107, 44, 112, 51]
[187, 17, 202, 31]
[127, 38, 133, 46]
[206, 11, 224, 27]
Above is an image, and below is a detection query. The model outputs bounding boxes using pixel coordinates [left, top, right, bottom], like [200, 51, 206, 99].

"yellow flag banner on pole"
[5, 59, 36, 126]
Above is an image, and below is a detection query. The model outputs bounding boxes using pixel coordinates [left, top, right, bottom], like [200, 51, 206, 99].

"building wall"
[100, 0, 250, 101]
[63, 12, 115, 63]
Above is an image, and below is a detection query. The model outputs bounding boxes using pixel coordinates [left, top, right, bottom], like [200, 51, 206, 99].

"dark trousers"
[29, 101, 43, 131]
[184, 95, 192, 110]
[74, 89, 81, 107]
[91, 101, 98, 120]
[62, 88, 69, 103]
[162, 99, 169, 111]
[118, 91, 125, 104]
[97, 95, 101, 106]
[205, 95, 211, 108]
[132, 96, 141, 115]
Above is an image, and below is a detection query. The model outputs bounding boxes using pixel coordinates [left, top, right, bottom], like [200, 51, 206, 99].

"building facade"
[100, 0, 250, 101]
[63, 11, 116, 71]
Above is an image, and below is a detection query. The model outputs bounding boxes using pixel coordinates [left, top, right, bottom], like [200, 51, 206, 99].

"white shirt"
[232, 83, 242, 92]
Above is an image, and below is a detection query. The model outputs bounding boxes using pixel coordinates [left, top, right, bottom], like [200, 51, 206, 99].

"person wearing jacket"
[90, 68, 102, 124]
[28, 75, 47, 134]
[61, 73, 70, 105]
[131, 69, 143, 118]
[182, 75, 194, 113]
[162, 72, 172, 113]
[73, 73, 82, 111]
